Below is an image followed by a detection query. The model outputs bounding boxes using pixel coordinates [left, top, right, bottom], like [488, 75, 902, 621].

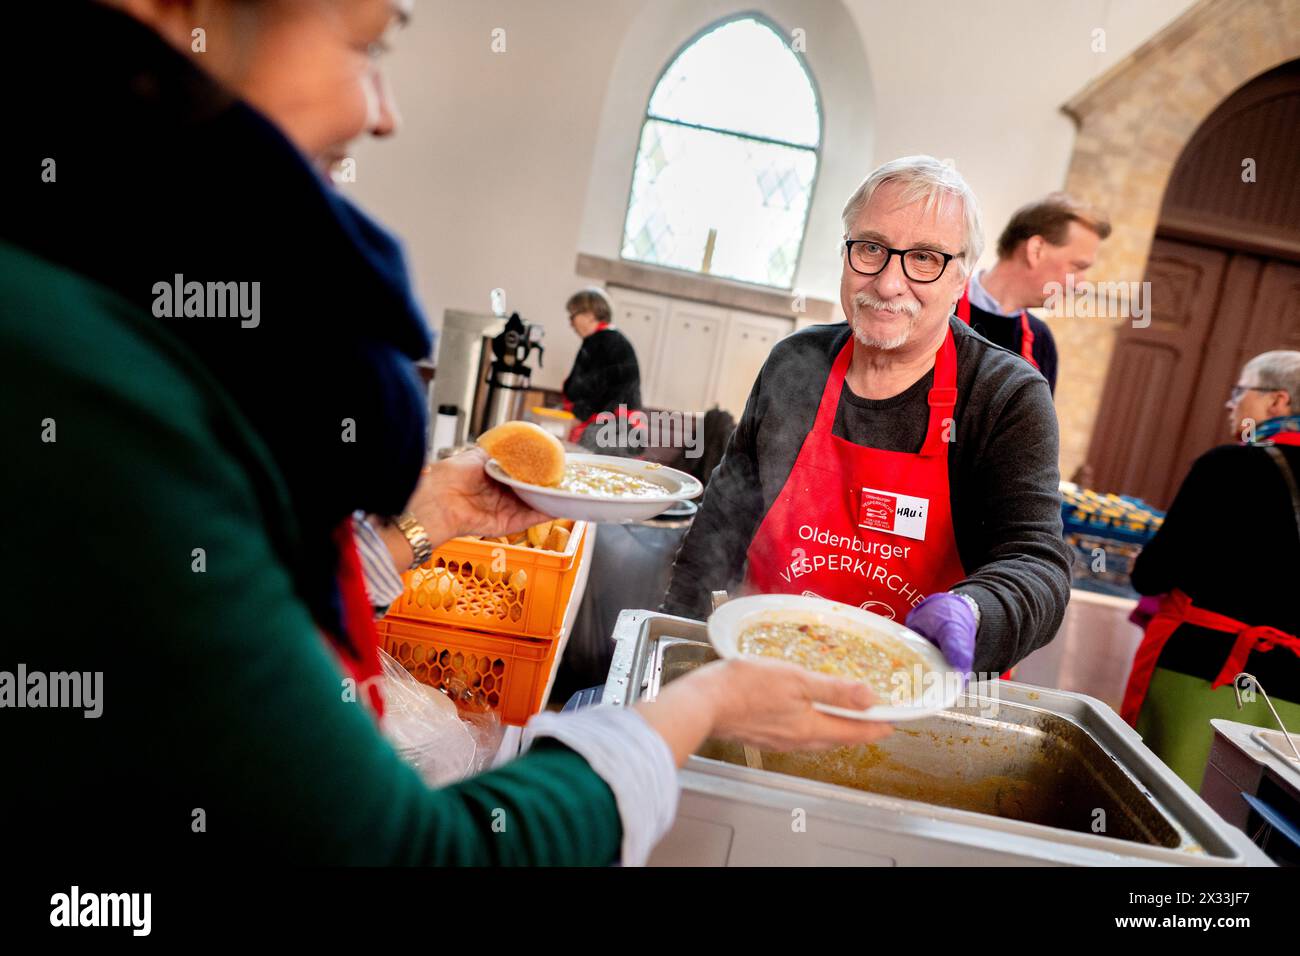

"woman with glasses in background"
[1126, 350, 1300, 787]
[561, 287, 645, 453]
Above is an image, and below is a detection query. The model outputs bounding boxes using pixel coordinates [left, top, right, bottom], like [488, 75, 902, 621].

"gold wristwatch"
[393, 511, 432, 569]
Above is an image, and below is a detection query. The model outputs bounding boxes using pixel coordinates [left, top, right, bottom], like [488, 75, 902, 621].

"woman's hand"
[409, 447, 552, 547]
[371, 447, 553, 569]
[700, 657, 895, 750]
[636, 657, 893, 765]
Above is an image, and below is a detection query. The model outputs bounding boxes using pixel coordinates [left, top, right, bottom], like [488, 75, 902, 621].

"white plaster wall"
[349, 0, 1197, 391]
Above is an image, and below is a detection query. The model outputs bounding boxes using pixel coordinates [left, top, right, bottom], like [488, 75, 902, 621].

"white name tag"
[858, 487, 929, 541]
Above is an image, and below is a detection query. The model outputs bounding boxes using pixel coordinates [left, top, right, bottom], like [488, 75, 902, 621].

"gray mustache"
[853, 292, 920, 316]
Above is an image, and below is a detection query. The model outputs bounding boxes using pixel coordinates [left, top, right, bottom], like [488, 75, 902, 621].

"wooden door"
[1088, 238, 1227, 507]
[1090, 241, 1300, 508]
[1091, 58, 1300, 508]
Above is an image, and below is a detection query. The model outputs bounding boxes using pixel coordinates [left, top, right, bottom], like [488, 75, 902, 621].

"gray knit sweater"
[662, 317, 1071, 673]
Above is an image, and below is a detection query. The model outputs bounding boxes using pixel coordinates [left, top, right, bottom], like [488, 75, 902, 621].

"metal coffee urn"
[471, 311, 546, 437]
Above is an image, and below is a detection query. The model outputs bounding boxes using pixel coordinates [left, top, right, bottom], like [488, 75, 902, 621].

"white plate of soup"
[485, 453, 703, 523]
[708, 594, 960, 721]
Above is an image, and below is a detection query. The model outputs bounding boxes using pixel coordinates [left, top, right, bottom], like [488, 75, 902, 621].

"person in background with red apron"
[1125, 350, 1300, 787]
[664, 156, 1072, 681]
[561, 286, 645, 453]
[955, 192, 1112, 395]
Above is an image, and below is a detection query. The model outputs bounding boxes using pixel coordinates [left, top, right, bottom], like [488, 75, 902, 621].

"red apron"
[1120, 431, 1300, 725]
[567, 404, 648, 445]
[742, 327, 966, 622]
[1120, 588, 1300, 726]
[955, 286, 1037, 370]
[325, 521, 386, 718]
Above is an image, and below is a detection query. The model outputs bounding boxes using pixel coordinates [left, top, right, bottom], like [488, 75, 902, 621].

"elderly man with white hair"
[665, 156, 1071, 678]
[1126, 350, 1300, 786]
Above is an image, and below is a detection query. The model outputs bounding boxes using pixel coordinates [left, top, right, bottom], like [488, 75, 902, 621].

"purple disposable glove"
[905, 592, 977, 674]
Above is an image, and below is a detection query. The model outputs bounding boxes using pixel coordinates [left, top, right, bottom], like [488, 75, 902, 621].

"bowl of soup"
[708, 594, 960, 720]
[485, 453, 703, 523]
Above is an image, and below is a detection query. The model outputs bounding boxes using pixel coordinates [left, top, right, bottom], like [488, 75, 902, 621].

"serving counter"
[1014, 587, 1144, 713]
[602, 609, 1271, 867]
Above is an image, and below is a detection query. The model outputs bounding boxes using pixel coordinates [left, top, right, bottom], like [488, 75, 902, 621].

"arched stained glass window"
[621, 16, 821, 289]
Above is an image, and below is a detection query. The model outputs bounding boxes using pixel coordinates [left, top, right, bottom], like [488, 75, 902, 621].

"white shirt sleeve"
[522, 705, 678, 867]
[351, 512, 406, 610]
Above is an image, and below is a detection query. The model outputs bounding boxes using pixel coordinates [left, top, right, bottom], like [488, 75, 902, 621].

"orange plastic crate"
[376, 617, 559, 726]
[386, 522, 587, 640]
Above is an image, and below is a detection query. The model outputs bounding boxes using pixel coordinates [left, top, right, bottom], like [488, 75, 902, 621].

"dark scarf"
[4, 3, 431, 635]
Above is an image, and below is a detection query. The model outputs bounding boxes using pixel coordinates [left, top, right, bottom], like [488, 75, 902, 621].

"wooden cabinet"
[607, 287, 794, 417]
[608, 289, 668, 404]
[655, 301, 726, 411]
[714, 310, 793, 419]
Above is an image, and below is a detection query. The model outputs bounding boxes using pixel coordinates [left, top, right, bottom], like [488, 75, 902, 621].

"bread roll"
[477, 420, 566, 487]
[544, 525, 570, 552]
[526, 520, 554, 548]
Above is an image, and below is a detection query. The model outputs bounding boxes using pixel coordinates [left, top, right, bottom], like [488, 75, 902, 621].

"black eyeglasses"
[1230, 383, 1282, 402]
[844, 239, 961, 283]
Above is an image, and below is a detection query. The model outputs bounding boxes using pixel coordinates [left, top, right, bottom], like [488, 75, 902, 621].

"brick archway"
[1051, 0, 1300, 479]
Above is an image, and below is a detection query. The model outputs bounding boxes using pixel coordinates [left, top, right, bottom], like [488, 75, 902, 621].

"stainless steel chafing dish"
[601, 610, 1271, 866]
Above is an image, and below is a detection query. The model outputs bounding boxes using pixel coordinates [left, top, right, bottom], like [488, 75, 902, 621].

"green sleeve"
[1, 243, 622, 865]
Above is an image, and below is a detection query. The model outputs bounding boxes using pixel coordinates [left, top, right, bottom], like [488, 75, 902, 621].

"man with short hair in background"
[957, 192, 1112, 394]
